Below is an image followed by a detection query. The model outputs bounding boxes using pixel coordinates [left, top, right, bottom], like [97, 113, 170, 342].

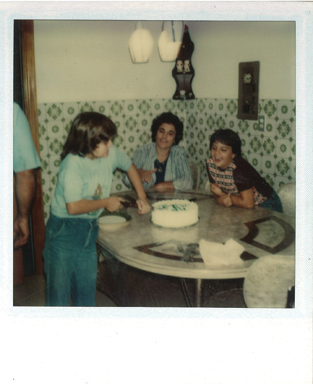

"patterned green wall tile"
[277, 119, 292, 139]
[226, 116, 237, 130]
[262, 137, 276, 155]
[149, 99, 164, 117]
[215, 99, 227, 116]
[226, 99, 238, 116]
[277, 100, 293, 119]
[276, 139, 291, 158]
[62, 102, 80, 120]
[261, 155, 275, 174]
[264, 118, 277, 138]
[46, 103, 63, 121]
[249, 154, 262, 170]
[164, 98, 180, 115]
[261, 99, 278, 119]
[123, 100, 137, 117]
[195, 99, 206, 114]
[249, 136, 262, 153]
[275, 158, 290, 176]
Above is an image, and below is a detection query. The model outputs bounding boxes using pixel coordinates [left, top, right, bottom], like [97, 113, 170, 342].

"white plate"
[98, 213, 131, 231]
[98, 216, 127, 224]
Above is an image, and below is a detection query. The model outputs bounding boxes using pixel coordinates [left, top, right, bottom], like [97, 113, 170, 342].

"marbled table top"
[97, 190, 295, 279]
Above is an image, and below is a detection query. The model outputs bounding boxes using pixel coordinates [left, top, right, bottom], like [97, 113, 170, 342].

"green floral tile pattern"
[38, 98, 296, 222]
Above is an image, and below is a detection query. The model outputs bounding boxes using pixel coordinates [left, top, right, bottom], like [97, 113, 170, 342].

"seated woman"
[206, 128, 283, 212]
[123, 112, 193, 190]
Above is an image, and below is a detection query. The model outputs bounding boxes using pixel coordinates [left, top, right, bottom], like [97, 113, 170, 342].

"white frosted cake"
[151, 199, 199, 228]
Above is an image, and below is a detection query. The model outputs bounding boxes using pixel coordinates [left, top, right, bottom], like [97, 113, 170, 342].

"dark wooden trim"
[21, 20, 45, 274]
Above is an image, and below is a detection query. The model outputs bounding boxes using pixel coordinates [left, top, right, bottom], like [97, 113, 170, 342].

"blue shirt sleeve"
[13, 102, 41, 173]
[170, 146, 193, 190]
[122, 143, 156, 189]
[111, 146, 132, 172]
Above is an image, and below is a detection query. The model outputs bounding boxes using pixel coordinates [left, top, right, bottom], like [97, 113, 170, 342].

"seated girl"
[206, 128, 283, 212]
[123, 112, 193, 190]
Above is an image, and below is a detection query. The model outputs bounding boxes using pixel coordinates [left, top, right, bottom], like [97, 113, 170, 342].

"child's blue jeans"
[43, 214, 99, 306]
[259, 190, 283, 213]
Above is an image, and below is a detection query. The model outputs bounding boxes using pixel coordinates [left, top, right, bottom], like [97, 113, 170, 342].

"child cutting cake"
[43, 112, 151, 306]
[206, 128, 283, 212]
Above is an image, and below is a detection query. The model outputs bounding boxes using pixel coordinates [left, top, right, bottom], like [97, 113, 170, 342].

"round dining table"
[96, 189, 295, 307]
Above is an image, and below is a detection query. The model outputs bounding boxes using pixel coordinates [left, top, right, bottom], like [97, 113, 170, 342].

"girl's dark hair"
[151, 112, 184, 145]
[209, 128, 242, 157]
[61, 112, 117, 160]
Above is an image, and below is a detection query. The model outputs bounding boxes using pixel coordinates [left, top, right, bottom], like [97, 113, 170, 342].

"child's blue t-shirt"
[51, 146, 132, 219]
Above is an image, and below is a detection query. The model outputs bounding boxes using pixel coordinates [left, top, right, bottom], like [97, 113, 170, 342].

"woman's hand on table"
[136, 197, 151, 215]
[152, 181, 175, 190]
[138, 169, 157, 183]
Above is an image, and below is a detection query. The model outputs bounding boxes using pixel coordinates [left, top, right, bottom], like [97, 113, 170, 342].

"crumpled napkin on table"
[199, 238, 245, 266]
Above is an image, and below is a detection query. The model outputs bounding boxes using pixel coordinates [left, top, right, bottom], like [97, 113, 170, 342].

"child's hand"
[136, 197, 151, 215]
[211, 183, 224, 197]
[221, 193, 233, 207]
[105, 196, 124, 212]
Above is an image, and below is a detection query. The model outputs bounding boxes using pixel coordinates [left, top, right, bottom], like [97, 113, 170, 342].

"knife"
[121, 201, 138, 209]
[121, 195, 138, 209]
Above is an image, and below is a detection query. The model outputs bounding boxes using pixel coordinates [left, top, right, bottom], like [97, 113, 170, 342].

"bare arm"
[66, 196, 126, 215]
[127, 164, 151, 214]
[211, 184, 254, 209]
[14, 169, 38, 248]
[230, 188, 255, 209]
[152, 181, 175, 191]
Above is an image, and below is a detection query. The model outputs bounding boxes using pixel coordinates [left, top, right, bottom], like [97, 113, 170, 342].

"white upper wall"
[34, 20, 295, 103]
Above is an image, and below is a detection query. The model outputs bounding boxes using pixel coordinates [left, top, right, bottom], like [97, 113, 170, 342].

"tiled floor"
[13, 273, 117, 307]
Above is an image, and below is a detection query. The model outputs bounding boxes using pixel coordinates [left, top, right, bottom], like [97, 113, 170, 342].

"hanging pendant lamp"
[129, 22, 154, 63]
[158, 21, 184, 62]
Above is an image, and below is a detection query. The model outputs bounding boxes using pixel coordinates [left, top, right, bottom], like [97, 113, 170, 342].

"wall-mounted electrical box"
[237, 61, 260, 120]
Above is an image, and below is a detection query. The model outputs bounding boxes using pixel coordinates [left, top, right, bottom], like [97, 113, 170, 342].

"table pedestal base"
[97, 245, 244, 307]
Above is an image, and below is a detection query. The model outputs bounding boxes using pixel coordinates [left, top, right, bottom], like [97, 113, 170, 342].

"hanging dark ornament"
[172, 24, 195, 100]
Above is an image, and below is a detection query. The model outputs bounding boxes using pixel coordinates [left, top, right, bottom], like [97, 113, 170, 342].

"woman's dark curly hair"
[151, 112, 184, 145]
[209, 128, 242, 157]
[61, 112, 117, 160]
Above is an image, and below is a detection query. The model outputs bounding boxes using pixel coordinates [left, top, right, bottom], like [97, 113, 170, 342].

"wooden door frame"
[20, 20, 45, 274]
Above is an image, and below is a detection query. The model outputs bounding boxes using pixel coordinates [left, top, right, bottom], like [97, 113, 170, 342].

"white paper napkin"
[199, 238, 245, 266]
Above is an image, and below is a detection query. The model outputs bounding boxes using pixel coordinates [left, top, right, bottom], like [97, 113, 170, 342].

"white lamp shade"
[129, 25, 154, 63]
[158, 21, 184, 62]
[158, 30, 182, 62]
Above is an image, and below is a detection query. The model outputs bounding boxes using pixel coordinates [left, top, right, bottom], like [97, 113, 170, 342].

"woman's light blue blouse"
[122, 142, 193, 190]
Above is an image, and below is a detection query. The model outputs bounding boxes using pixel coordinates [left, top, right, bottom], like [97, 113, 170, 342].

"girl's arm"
[127, 164, 151, 214]
[211, 184, 254, 209]
[212, 192, 233, 208]
[230, 188, 255, 209]
[66, 196, 125, 215]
